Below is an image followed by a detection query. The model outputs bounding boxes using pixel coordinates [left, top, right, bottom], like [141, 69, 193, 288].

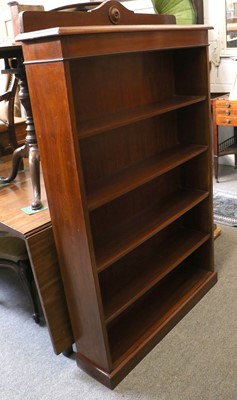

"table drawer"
[216, 116, 237, 126]
[215, 107, 237, 117]
[216, 99, 237, 109]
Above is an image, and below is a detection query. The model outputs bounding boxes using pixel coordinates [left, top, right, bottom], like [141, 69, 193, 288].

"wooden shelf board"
[103, 229, 210, 324]
[87, 144, 208, 210]
[95, 189, 209, 272]
[79, 95, 206, 139]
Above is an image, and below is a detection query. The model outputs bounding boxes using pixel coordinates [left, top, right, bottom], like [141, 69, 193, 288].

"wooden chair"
[8, 1, 44, 40]
[0, 70, 22, 155]
[0, 231, 42, 323]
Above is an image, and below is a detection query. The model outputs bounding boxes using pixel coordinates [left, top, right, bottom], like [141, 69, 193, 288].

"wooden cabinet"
[19, 1, 217, 389]
[212, 95, 237, 182]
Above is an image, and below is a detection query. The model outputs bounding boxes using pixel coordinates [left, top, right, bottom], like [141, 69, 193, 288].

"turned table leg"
[0, 56, 42, 210]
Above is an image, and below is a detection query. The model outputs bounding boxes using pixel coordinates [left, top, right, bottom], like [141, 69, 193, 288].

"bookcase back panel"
[98, 216, 210, 303]
[177, 103, 211, 146]
[90, 170, 180, 237]
[174, 47, 209, 96]
[89, 153, 210, 236]
[80, 115, 178, 187]
[71, 51, 175, 122]
[180, 152, 211, 191]
[182, 197, 214, 235]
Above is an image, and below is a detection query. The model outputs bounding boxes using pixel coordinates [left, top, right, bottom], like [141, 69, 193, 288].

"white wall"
[206, 0, 237, 93]
[204, 0, 236, 165]
[0, 0, 154, 12]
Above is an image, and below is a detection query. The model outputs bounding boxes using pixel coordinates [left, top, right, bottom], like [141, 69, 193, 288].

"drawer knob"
[226, 110, 230, 115]
[226, 102, 230, 108]
[226, 119, 231, 124]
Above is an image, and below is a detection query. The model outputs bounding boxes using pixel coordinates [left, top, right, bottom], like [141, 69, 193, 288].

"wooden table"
[212, 94, 237, 182]
[0, 156, 73, 355]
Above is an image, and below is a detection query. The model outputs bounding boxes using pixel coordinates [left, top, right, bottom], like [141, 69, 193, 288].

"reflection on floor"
[213, 164, 237, 194]
[212, 163, 237, 238]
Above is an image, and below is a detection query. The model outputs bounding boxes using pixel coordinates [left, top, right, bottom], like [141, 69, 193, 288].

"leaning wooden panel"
[18, 0, 175, 35]
[26, 226, 74, 355]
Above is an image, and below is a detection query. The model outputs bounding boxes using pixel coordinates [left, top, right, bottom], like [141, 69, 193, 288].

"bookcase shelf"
[109, 263, 214, 367]
[20, 0, 217, 389]
[101, 228, 210, 323]
[86, 144, 208, 210]
[78, 95, 207, 139]
[94, 188, 209, 271]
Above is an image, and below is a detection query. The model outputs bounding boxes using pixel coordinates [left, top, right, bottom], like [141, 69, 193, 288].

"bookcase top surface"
[19, 22, 211, 63]
[18, 23, 212, 42]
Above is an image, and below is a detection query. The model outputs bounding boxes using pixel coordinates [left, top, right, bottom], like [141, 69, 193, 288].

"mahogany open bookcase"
[18, 0, 217, 389]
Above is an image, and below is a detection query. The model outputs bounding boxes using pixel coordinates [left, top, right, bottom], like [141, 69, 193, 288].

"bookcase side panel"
[24, 60, 112, 371]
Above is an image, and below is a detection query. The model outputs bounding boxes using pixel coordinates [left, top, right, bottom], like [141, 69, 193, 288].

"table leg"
[214, 155, 219, 183]
[18, 70, 42, 210]
[29, 143, 41, 210]
[0, 59, 42, 210]
[234, 127, 237, 169]
[213, 114, 219, 183]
